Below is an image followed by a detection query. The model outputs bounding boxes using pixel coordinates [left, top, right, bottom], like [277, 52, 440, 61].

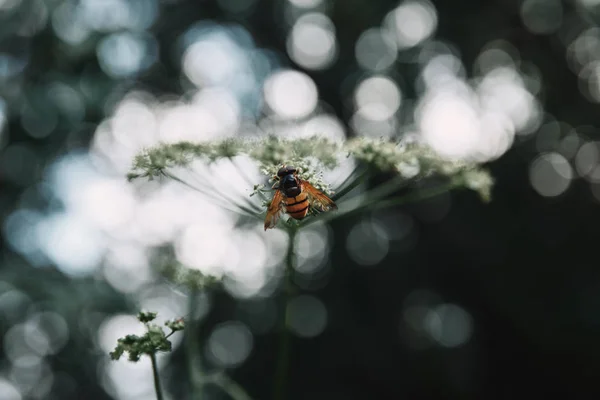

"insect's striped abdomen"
[285, 192, 309, 220]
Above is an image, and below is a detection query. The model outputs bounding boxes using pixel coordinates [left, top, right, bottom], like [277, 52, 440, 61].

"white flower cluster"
[128, 135, 493, 202]
[346, 137, 494, 201]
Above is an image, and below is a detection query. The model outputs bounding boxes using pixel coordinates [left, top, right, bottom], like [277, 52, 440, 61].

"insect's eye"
[277, 167, 287, 177]
[287, 166, 297, 173]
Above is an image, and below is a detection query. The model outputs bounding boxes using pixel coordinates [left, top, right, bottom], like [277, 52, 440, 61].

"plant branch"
[231, 157, 270, 203]
[150, 352, 164, 400]
[301, 174, 412, 228]
[163, 171, 263, 221]
[186, 288, 204, 400]
[273, 226, 296, 400]
[204, 373, 254, 400]
[332, 168, 369, 201]
[302, 178, 463, 227]
[367, 179, 462, 213]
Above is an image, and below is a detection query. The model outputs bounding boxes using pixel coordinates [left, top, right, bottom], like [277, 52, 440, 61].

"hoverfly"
[264, 165, 337, 230]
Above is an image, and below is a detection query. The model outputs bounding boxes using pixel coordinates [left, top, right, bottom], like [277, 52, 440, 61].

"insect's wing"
[301, 180, 337, 212]
[264, 189, 285, 230]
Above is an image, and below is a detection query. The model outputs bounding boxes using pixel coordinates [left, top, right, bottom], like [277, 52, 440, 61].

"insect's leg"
[271, 175, 279, 189]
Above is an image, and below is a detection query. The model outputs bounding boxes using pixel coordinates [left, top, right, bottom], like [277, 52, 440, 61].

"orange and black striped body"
[264, 165, 337, 231]
[284, 191, 309, 220]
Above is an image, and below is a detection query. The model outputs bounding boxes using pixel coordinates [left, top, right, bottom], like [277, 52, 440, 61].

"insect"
[264, 165, 337, 230]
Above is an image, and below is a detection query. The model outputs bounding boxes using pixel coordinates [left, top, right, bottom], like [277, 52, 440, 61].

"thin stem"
[163, 171, 230, 208]
[165, 331, 176, 340]
[150, 352, 164, 400]
[273, 227, 296, 400]
[302, 178, 463, 228]
[164, 171, 263, 221]
[181, 167, 263, 215]
[232, 157, 270, 203]
[186, 288, 204, 400]
[208, 161, 266, 214]
[332, 168, 369, 201]
[300, 174, 412, 228]
[357, 174, 413, 203]
[204, 373, 254, 400]
[332, 164, 365, 194]
[366, 180, 462, 212]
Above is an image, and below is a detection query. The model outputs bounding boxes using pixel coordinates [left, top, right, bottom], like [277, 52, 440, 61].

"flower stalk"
[204, 373, 254, 400]
[274, 225, 297, 400]
[150, 352, 164, 400]
[186, 288, 204, 400]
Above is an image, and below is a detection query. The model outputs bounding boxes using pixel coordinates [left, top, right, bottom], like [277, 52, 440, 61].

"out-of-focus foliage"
[2, 0, 600, 399]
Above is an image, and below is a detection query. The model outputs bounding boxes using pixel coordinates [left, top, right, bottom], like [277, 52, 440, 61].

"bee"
[264, 165, 337, 230]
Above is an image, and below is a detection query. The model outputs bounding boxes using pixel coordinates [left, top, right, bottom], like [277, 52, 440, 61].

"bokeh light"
[206, 321, 253, 368]
[0, 378, 22, 400]
[355, 76, 402, 121]
[264, 70, 318, 119]
[383, 0, 438, 50]
[416, 61, 540, 161]
[520, 0, 563, 35]
[287, 13, 338, 70]
[346, 218, 390, 266]
[355, 28, 397, 71]
[425, 304, 473, 347]
[529, 152, 573, 197]
[287, 295, 328, 338]
[97, 32, 158, 78]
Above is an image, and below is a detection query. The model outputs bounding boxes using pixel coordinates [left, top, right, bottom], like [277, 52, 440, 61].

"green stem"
[205, 373, 254, 400]
[163, 171, 231, 208]
[366, 180, 461, 213]
[150, 352, 164, 400]
[333, 165, 361, 192]
[302, 179, 462, 228]
[357, 174, 413, 203]
[232, 157, 270, 203]
[332, 168, 369, 201]
[186, 288, 204, 400]
[300, 174, 411, 228]
[164, 171, 263, 221]
[273, 227, 296, 400]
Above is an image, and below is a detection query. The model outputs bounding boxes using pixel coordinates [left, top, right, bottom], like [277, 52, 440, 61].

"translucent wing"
[301, 180, 337, 212]
[264, 189, 285, 230]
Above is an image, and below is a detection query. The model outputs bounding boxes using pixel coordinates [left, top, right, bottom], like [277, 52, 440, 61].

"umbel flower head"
[126, 134, 493, 291]
[128, 134, 493, 206]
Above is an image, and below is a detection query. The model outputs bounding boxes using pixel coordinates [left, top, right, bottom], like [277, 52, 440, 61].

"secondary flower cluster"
[110, 311, 185, 362]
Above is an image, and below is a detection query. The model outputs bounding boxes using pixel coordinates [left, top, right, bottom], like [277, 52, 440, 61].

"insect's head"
[276, 165, 297, 178]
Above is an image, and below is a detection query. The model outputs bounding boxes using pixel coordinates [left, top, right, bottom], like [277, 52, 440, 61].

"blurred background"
[2, 0, 600, 399]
